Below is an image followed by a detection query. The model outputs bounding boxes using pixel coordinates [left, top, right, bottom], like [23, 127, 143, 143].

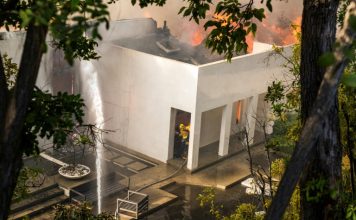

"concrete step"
[71, 172, 127, 202]
[9, 194, 69, 220]
[73, 182, 126, 202]
[11, 186, 64, 213]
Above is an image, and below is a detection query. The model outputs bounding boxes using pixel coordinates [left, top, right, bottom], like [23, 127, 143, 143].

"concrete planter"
[58, 164, 91, 180]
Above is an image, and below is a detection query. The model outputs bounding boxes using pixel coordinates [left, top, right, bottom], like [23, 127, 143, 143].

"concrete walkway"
[114, 143, 277, 219]
[30, 143, 276, 219]
[174, 143, 274, 189]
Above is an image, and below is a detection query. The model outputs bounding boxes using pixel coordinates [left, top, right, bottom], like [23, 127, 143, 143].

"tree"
[266, 2, 356, 219]
[299, 1, 342, 218]
[0, 0, 109, 219]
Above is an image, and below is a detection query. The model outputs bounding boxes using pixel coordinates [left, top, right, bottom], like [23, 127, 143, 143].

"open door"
[168, 108, 191, 160]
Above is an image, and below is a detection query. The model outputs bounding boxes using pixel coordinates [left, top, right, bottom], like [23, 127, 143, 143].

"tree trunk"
[299, 0, 342, 219]
[265, 2, 355, 219]
[0, 24, 47, 220]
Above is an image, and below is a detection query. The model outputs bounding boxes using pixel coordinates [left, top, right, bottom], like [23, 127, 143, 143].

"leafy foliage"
[179, 0, 212, 24]
[264, 26, 302, 153]
[339, 0, 352, 27]
[197, 159, 300, 220]
[270, 159, 300, 220]
[197, 187, 263, 220]
[3, 54, 86, 155]
[23, 89, 85, 155]
[54, 202, 115, 220]
[346, 203, 356, 220]
[265, 8, 356, 216]
[13, 167, 44, 201]
[203, 1, 265, 60]
[2, 53, 17, 89]
[0, 0, 110, 64]
[108, 0, 166, 8]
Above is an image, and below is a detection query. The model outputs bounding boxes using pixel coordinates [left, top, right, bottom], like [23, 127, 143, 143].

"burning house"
[0, 15, 293, 171]
[78, 18, 291, 171]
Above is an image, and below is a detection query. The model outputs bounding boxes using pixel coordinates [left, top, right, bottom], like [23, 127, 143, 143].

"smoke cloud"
[106, 0, 303, 46]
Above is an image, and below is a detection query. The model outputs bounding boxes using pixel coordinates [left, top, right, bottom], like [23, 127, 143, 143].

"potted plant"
[58, 125, 106, 179]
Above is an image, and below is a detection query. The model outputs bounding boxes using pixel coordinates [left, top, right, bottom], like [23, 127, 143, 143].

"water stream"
[81, 61, 104, 213]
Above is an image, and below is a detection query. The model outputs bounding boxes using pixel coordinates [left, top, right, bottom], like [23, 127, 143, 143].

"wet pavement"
[147, 183, 263, 220]
[24, 139, 280, 219]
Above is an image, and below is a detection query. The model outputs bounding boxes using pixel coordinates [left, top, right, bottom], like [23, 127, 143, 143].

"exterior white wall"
[98, 18, 157, 42]
[0, 32, 25, 64]
[79, 43, 199, 162]
[194, 45, 291, 149]
[200, 106, 223, 148]
[196, 47, 290, 112]
[0, 31, 56, 92]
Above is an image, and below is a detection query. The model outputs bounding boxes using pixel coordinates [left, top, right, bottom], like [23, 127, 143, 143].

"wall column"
[218, 103, 233, 156]
[245, 95, 259, 144]
[187, 111, 202, 170]
[167, 108, 177, 160]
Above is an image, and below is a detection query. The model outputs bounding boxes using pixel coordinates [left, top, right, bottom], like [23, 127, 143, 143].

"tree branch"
[265, 2, 356, 219]
[0, 24, 48, 219]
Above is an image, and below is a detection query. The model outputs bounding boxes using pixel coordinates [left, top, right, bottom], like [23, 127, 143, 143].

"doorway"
[169, 109, 191, 159]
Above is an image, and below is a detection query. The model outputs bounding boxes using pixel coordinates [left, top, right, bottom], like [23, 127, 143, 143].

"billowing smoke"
[107, 0, 302, 46]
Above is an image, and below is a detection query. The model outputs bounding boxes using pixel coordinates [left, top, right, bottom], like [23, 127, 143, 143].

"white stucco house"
[78, 18, 290, 171]
[0, 18, 290, 171]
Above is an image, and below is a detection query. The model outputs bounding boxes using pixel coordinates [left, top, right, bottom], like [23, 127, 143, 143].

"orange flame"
[191, 29, 204, 46]
[246, 33, 254, 53]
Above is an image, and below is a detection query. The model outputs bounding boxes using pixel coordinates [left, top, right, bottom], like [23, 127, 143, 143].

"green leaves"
[346, 204, 356, 220]
[253, 8, 265, 21]
[19, 9, 33, 27]
[2, 53, 18, 89]
[130, 0, 167, 8]
[349, 14, 356, 31]
[178, 0, 212, 24]
[318, 52, 336, 67]
[266, 0, 273, 12]
[1, 0, 110, 65]
[23, 89, 85, 154]
[342, 73, 356, 87]
[54, 202, 115, 219]
[13, 167, 44, 201]
[305, 178, 328, 203]
[265, 81, 287, 117]
[202, 1, 266, 60]
[49, 0, 109, 64]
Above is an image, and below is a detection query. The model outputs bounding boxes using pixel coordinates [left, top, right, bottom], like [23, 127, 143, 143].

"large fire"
[185, 10, 302, 50]
[188, 13, 254, 52]
[257, 15, 302, 45]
